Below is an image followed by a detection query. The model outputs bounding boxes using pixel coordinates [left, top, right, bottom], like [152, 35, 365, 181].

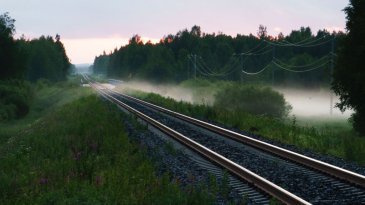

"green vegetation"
[0, 77, 92, 144]
[332, 0, 365, 135]
[0, 12, 71, 82]
[0, 80, 32, 121]
[0, 93, 214, 204]
[128, 88, 365, 165]
[1, 12, 73, 123]
[93, 25, 342, 86]
[214, 84, 291, 118]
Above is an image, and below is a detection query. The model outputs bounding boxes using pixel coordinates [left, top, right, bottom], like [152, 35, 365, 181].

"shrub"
[214, 84, 291, 118]
[0, 80, 32, 121]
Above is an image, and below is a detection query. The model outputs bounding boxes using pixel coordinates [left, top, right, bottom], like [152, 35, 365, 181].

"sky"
[1, 0, 348, 64]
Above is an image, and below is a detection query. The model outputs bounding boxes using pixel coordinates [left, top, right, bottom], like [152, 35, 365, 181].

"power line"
[196, 55, 239, 76]
[191, 56, 234, 77]
[265, 37, 334, 47]
[196, 60, 220, 76]
[272, 60, 329, 73]
[237, 41, 265, 55]
[241, 62, 272, 75]
[236, 47, 273, 56]
[187, 35, 335, 79]
[279, 35, 328, 46]
[273, 55, 329, 68]
[235, 44, 272, 55]
[265, 36, 333, 47]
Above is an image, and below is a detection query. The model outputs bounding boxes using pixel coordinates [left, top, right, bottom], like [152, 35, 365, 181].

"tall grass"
[0, 76, 92, 145]
[0, 95, 213, 204]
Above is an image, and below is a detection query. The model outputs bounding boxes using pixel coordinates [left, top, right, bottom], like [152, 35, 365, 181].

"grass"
[0, 93, 214, 204]
[0, 77, 217, 204]
[0, 76, 92, 145]
[127, 90, 365, 165]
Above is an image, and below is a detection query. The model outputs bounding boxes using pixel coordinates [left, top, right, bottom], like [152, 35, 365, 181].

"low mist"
[273, 87, 353, 119]
[109, 80, 352, 120]
[113, 80, 215, 105]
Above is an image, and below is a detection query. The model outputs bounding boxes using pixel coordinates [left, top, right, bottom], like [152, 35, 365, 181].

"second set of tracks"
[84, 75, 365, 204]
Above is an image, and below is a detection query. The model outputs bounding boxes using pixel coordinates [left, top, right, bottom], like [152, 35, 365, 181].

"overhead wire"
[279, 35, 327, 46]
[241, 62, 272, 75]
[189, 34, 334, 77]
[265, 37, 333, 47]
[235, 44, 272, 56]
[273, 55, 329, 68]
[272, 60, 329, 73]
[188, 55, 221, 76]
[197, 55, 240, 76]
[238, 41, 265, 55]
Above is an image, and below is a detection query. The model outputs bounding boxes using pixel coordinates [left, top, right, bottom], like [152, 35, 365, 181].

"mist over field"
[114, 81, 215, 105]
[273, 87, 353, 118]
[110, 80, 352, 120]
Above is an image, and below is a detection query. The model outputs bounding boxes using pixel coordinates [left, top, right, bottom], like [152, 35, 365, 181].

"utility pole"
[194, 54, 197, 80]
[330, 37, 335, 115]
[272, 45, 276, 85]
[187, 55, 190, 79]
[240, 55, 243, 83]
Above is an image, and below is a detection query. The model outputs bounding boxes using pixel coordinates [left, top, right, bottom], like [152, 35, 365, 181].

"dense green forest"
[93, 25, 344, 86]
[0, 13, 71, 81]
[0, 12, 72, 121]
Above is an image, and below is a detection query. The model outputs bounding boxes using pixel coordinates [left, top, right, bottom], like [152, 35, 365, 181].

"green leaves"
[332, 0, 365, 135]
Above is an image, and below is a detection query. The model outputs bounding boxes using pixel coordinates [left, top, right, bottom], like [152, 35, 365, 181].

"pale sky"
[1, 0, 348, 64]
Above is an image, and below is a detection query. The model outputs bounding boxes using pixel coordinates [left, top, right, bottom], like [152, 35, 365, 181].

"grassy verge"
[0, 77, 92, 145]
[127, 91, 365, 165]
[0, 94, 213, 204]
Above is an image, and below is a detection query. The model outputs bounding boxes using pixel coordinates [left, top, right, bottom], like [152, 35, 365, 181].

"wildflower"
[39, 177, 49, 185]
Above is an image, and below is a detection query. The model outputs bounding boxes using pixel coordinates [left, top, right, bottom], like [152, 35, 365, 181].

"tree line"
[92, 2, 365, 137]
[92, 25, 344, 86]
[0, 12, 71, 82]
[0, 12, 72, 121]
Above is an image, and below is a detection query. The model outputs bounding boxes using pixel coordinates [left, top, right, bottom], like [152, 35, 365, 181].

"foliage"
[0, 76, 92, 145]
[214, 84, 291, 118]
[0, 12, 72, 121]
[0, 12, 71, 82]
[332, 0, 365, 135]
[0, 13, 25, 79]
[0, 95, 213, 204]
[0, 80, 32, 121]
[131, 90, 365, 165]
[93, 25, 342, 86]
[25, 35, 71, 82]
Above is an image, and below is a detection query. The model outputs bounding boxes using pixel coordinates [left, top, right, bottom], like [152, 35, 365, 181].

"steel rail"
[88, 81, 311, 205]
[105, 86, 365, 188]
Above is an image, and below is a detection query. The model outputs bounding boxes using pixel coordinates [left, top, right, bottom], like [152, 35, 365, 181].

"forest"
[92, 25, 344, 86]
[0, 12, 72, 121]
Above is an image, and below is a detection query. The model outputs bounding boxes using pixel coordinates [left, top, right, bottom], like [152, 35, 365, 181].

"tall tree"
[257, 25, 267, 39]
[332, 0, 365, 134]
[0, 13, 18, 79]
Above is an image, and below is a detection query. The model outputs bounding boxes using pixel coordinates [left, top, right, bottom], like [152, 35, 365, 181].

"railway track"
[84, 75, 365, 204]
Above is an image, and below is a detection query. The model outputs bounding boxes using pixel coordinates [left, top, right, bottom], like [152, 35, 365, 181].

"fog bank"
[273, 87, 353, 118]
[109, 80, 353, 119]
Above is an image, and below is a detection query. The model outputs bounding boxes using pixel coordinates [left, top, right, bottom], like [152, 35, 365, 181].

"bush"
[214, 85, 291, 118]
[0, 80, 32, 121]
[35, 78, 51, 89]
